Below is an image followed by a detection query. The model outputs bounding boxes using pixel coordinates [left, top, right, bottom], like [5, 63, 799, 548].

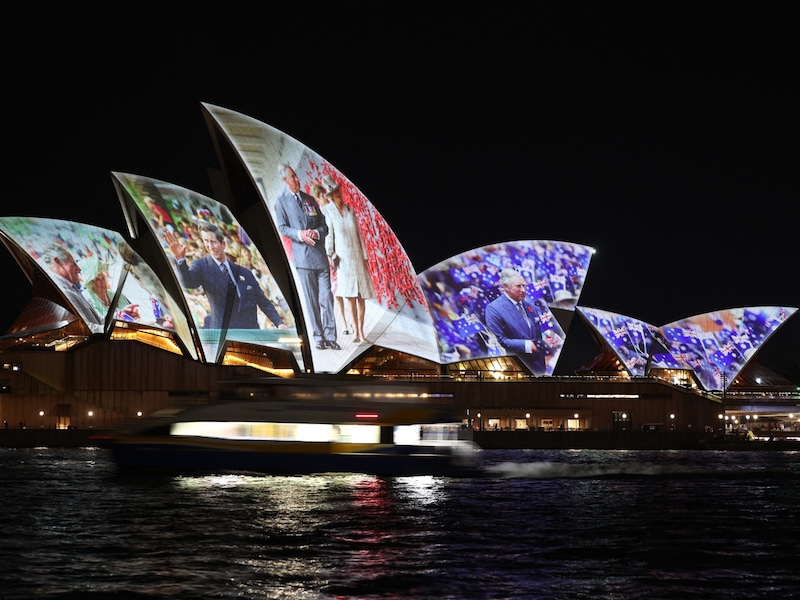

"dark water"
[1, 448, 799, 599]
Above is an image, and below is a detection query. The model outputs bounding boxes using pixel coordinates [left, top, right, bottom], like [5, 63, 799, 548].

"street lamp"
[88, 410, 94, 428]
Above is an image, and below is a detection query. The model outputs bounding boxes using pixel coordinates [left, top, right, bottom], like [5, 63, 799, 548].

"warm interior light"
[171, 421, 381, 443]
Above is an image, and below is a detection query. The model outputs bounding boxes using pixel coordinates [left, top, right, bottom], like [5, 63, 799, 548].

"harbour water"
[1, 447, 799, 599]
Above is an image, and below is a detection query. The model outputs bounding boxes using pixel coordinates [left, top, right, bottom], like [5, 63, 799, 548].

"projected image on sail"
[577, 307, 661, 376]
[0, 216, 191, 353]
[203, 103, 437, 372]
[658, 306, 798, 390]
[113, 173, 299, 365]
[419, 241, 593, 374]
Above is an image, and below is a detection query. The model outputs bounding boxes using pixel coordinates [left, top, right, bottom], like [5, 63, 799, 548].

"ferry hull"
[110, 436, 482, 477]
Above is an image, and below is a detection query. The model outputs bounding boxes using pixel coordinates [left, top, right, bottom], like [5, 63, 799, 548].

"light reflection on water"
[1, 447, 799, 599]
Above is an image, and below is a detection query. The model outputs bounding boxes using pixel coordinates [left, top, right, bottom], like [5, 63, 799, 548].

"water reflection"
[2, 448, 799, 598]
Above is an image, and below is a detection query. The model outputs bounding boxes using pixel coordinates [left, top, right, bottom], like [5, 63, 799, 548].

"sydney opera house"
[0, 104, 797, 439]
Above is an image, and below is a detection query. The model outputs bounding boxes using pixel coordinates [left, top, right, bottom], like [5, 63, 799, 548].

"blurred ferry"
[109, 377, 482, 477]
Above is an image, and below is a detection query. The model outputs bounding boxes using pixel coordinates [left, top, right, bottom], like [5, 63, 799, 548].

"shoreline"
[1, 428, 798, 451]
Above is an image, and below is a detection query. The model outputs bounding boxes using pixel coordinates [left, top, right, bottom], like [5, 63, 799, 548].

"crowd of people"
[32, 169, 597, 376]
[28, 177, 590, 377]
[164, 220, 287, 332]
[419, 241, 591, 372]
[135, 191, 290, 334]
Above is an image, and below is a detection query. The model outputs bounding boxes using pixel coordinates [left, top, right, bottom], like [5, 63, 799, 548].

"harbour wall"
[3, 427, 795, 451]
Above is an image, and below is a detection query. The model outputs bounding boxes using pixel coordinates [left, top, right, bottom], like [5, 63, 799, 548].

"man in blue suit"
[275, 163, 339, 350]
[165, 221, 286, 331]
[484, 268, 547, 375]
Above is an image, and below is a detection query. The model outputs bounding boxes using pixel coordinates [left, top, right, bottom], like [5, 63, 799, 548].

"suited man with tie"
[484, 267, 546, 375]
[165, 221, 286, 331]
[275, 163, 339, 350]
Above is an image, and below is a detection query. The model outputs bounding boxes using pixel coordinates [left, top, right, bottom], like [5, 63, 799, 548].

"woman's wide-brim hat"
[81, 256, 107, 283]
[322, 174, 340, 195]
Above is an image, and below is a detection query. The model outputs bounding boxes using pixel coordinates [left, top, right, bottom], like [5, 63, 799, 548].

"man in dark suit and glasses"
[484, 267, 546, 375]
[165, 221, 286, 331]
[274, 163, 339, 350]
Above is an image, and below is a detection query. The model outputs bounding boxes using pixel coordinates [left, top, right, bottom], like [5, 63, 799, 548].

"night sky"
[2, 6, 798, 375]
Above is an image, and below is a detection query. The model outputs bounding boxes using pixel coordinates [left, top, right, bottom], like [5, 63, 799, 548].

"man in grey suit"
[165, 221, 286, 331]
[275, 164, 339, 350]
[484, 267, 546, 375]
[41, 244, 105, 334]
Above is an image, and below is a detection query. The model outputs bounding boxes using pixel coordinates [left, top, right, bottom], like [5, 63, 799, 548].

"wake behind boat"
[109, 377, 482, 477]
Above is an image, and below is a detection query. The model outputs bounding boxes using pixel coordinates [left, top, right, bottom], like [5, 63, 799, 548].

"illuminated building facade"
[0, 104, 797, 437]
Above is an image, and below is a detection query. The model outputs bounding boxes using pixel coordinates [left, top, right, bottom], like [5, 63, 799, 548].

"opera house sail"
[420, 240, 594, 375]
[657, 307, 797, 390]
[112, 173, 299, 367]
[0, 103, 797, 395]
[201, 103, 437, 374]
[0, 216, 195, 356]
[578, 305, 798, 390]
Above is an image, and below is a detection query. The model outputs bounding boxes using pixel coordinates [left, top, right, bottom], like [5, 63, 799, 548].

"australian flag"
[454, 315, 485, 338]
